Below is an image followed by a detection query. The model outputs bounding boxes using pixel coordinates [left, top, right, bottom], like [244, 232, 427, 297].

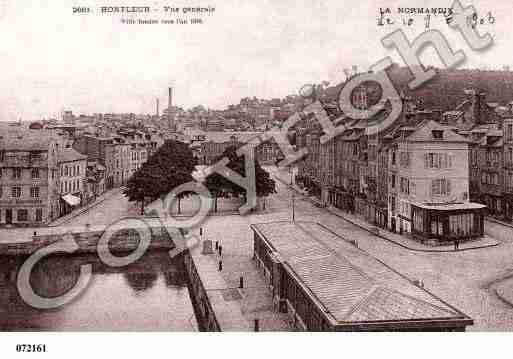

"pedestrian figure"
[455, 229, 461, 251]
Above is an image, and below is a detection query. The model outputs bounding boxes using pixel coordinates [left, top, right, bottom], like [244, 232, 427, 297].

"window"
[413, 209, 424, 232]
[493, 173, 499, 185]
[431, 178, 451, 196]
[11, 186, 21, 198]
[31, 168, 40, 179]
[390, 196, 396, 212]
[430, 216, 443, 236]
[35, 208, 43, 222]
[449, 213, 474, 236]
[12, 168, 21, 179]
[400, 177, 410, 195]
[425, 153, 453, 169]
[30, 151, 41, 160]
[30, 187, 40, 198]
[432, 130, 444, 139]
[17, 209, 28, 222]
[399, 152, 411, 167]
[0, 186, 2, 198]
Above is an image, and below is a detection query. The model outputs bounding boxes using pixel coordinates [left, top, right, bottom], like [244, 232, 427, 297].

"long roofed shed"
[251, 221, 473, 331]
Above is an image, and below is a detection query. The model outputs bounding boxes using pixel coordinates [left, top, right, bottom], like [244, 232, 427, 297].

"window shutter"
[424, 153, 429, 168]
[446, 179, 451, 195]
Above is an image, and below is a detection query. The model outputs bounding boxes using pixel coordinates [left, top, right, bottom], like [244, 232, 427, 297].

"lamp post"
[292, 190, 295, 222]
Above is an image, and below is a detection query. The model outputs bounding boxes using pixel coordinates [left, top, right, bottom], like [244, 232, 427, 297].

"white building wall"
[396, 141, 470, 233]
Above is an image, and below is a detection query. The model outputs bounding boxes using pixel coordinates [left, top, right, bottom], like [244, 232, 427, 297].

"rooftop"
[251, 221, 472, 328]
[405, 120, 469, 143]
[58, 147, 87, 163]
[0, 128, 58, 151]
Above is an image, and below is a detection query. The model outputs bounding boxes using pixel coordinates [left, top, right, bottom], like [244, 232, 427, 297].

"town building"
[195, 132, 283, 166]
[83, 160, 106, 205]
[0, 129, 60, 226]
[73, 135, 130, 189]
[503, 116, 513, 220]
[73, 135, 117, 189]
[390, 120, 485, 244]
[58, 147, 87, 217]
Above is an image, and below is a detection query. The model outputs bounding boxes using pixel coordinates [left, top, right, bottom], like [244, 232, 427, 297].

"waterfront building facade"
[503, 117, 513, 220]
[58, 147, 87, 217]
[0, 129, 60, 226]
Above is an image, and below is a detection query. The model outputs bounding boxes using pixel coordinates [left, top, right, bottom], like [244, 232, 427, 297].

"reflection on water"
[0, 251, 197, 331]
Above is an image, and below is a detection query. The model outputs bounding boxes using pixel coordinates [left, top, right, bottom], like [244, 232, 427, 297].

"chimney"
[168, 87, 173, 130]
[156, 98, 159, 118]
[466, 88, 482, 124]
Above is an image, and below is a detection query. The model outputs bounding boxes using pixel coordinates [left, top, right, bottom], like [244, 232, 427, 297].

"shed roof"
[251, 221, 471, 327]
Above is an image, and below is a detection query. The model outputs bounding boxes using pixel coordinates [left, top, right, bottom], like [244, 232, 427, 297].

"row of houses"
[0, 126, 165, 227]
[296, 89, 511, 245]
[188, 131, 285, 166]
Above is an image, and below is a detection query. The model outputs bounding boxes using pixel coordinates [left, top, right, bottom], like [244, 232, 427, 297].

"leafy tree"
[205, 145, 276, 212]
[123, 140, 197, 214]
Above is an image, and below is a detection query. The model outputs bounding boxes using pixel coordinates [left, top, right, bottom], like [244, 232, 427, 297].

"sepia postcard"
[0, 0, 511, 357]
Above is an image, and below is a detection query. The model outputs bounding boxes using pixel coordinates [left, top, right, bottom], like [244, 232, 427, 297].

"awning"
[62, 194, 81, 206]
[411, 201, 486, 211]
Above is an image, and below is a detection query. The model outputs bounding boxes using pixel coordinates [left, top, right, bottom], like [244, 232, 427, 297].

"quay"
[1, 214, 475, 331]
[183, 223, 290, 331]
[0, 217, 175, 256]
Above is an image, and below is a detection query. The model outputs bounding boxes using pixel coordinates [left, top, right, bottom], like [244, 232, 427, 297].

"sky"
[0, 0, 509, 122]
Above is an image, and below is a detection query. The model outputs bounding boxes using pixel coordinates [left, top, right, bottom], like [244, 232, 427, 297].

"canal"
[0, 251, 198, 331]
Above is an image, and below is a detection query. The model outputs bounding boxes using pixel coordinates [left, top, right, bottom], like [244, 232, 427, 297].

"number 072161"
[15, 344, 46, 353]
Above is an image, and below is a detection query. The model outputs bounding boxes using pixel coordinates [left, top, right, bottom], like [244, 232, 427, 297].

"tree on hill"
[123, 140, 197, 214]
[205, 146, 276, 212]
